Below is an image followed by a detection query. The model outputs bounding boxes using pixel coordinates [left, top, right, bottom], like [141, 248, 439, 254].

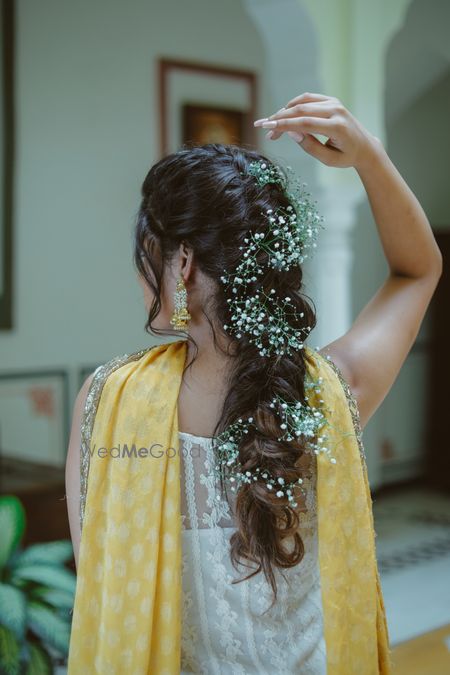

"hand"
[253, 92, 381, 170]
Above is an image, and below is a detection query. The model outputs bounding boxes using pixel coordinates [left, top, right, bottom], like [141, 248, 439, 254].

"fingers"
[256, 115, 335, 137]
[253, 92, 340, 160]
[272, 102, 333, 122]
[297, 133, 334, 163]
[287, 131, 305, 143]
[254, 107, 286, 126]
[263, 126, 340, 165]
[264, 125, 333, 166]
[265, 129, 284, 141]
[254, 102, 332, 127]
[284, 92, 331, 108]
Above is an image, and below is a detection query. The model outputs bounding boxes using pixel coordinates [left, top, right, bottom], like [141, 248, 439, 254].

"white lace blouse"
[178, 430, 328, 675]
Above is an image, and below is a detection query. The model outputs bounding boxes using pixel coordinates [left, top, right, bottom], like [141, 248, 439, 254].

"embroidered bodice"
[178, 429, 327, 674]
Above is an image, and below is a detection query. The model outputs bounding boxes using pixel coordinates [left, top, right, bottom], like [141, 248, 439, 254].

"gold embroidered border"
[314, 349, 368, 471]
[79, 345, 157, 531]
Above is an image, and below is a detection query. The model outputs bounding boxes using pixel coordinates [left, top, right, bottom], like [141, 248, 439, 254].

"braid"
[134, 142, 325, 610]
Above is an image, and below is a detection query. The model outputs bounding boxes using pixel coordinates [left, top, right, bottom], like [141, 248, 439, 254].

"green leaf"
[11, 540, 74, 568]
[10, 564, 76, 595]
[25, 643, 53, 675]
[0, 496, 26, 572]
[27, 601, 71, 657]
[30, 586, 74, 610]
[0, 624, 21, 675]
[0, 584, 26, 641]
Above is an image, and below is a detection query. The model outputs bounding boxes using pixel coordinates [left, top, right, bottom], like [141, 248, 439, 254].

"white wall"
[0, 0, 265, 407]
[5, 0, 267, 366]
[1, 0, 447, 478]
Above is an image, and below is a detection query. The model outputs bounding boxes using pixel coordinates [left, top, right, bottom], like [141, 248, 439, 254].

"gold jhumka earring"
[169, 275, 191, 331]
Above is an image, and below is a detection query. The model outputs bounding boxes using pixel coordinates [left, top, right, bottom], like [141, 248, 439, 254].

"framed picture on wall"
[1, 0, 15, 330]
[0, 370, 70, 467]
[182, 104, 246, 146]
[158, 58, 258, 156]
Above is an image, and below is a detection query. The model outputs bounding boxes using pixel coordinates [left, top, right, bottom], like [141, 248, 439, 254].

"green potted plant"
[0, 494, 76, 674]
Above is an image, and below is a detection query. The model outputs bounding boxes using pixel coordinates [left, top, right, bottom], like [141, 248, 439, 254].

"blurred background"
[0, 0, 449, 672]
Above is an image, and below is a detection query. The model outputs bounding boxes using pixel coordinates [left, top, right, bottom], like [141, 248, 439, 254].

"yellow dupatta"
[67, 339, 393, 674]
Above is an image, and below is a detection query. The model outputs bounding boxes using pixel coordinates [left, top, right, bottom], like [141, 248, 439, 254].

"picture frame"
[158, 57, 258, 157]
[0, 369, 70, 467]
[182, 103, 246, 146]
[1, 0, 15, 330]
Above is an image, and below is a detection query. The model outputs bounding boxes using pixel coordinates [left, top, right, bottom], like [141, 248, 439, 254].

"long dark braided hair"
[133, 143, 318, 609]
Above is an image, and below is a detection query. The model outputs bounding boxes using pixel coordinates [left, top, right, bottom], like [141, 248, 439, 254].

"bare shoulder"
[317, 339, 371, 430]
[317, 342, 357, 394]
[65, 372, 96, 571]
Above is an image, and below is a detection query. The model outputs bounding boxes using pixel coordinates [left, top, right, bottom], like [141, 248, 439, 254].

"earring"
[170, 275, 191, 331]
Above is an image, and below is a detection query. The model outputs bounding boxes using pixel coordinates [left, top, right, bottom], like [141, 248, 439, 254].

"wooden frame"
[1, 0, 14, 329]
[157, 57, 258, 157]
[0, 369, 70, 467]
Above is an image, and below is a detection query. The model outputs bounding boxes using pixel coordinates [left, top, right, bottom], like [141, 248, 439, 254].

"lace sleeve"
[79, 346, 156, 532]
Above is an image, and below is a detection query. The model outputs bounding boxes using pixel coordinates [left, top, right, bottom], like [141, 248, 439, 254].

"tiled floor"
[372, 485, 450, 646]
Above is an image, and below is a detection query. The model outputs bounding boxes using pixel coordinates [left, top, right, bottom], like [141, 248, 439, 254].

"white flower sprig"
[211, 383, 336, 508]
[270, 382, 337, 464]
[222, 288, 312, 357]
[220, 204, 318, 297]
[221, 160, 325, 356]
[244, 160, 325, 267]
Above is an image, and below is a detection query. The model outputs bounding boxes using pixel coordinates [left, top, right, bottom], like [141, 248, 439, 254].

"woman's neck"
[177, 328, 235, 436]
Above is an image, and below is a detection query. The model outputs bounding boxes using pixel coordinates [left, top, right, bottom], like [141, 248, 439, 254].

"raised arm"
[65, 372, 95, 571]
[254, 92, 443, 429]
[319, 139, 442, 429]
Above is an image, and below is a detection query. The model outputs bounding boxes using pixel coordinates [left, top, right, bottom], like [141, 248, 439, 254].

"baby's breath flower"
[223, 289, 311, 357]
[224, 160, 325, 356]
[211, 379, 337, 507]
[213, 160, 334, 503]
